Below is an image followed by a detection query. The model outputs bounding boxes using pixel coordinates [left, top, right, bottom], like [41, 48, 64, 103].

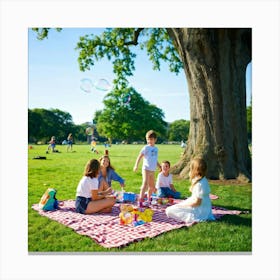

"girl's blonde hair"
[189, 158, 207, 190]
[84, 159, 100, 178]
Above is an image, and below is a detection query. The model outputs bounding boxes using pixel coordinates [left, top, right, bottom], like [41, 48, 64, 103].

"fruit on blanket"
[119, 204, 154, 225]
[133, 207, 154, 222]
[120, 204, 134, 212]
[119, 211, 133, 225]
[138, 208, 154, 223]
[168, 197, 174, 204]
[119, 204, 134, 225]
[157, 197, 169, 205]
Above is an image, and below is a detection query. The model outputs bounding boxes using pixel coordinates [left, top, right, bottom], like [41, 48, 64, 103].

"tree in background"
[168, 119, 190, 142]
[29, 106, 163, 144]
[28, 108, 76, 143]
[94, 87, 167, 143]
[28, 109, 43, 143]
[32, 28, 252, 181]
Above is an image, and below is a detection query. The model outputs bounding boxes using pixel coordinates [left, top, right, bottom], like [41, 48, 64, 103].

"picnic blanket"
[31, 199, 242, 249]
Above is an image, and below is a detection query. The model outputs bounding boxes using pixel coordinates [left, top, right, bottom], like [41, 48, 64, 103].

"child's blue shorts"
[75, 196, 91, 214]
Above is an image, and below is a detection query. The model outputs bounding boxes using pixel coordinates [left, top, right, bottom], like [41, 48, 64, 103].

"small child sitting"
[47, 136, 56, 153]
[155, 160, 181, 199]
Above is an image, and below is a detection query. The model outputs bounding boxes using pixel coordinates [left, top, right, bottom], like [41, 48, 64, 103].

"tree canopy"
[28, 108, 84, 143]
[94, 86, 167, 143]
[75, 28, 183, 88]
[167, 119, 190, 142]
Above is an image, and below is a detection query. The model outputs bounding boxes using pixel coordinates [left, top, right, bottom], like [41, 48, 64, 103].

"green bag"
[39, 188, 59, 211]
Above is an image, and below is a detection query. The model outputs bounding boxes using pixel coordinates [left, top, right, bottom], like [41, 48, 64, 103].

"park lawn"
[28, 144, 252, 252]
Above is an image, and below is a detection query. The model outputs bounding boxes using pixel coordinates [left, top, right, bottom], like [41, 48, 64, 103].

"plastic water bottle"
[120, 188, 124, 203]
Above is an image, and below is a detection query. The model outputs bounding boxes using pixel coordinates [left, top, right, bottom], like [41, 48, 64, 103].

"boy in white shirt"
[133, 130, 161, 207]
[156, 160, 181, 199]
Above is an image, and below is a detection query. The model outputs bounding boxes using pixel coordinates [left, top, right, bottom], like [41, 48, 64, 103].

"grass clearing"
[28, 144, 252, 252]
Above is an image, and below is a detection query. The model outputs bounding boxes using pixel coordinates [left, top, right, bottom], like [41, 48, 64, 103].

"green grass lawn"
[28, 143, 252, 252]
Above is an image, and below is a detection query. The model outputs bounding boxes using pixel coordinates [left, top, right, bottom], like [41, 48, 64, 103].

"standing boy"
[133, 130, 161, 207]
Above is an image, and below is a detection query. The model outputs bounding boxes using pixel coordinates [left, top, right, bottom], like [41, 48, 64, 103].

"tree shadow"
[214, 204, 252, 227]
[217, 214, 252, 227]
[214, 204, 251, 213]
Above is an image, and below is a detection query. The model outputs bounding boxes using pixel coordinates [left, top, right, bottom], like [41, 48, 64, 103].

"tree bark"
[167, 28, 252, 182]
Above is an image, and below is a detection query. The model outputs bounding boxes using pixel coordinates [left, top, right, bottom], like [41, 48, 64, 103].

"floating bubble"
[94, 78, 112, 92]
[86, 127, 94, 135]
[80, 78, 94, 93]
[122, 93, 131, 105]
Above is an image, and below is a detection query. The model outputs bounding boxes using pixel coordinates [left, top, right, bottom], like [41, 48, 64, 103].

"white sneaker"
[142, 201, 150, 207]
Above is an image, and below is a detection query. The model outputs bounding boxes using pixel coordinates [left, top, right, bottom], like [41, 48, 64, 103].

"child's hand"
[133, 166, 138, 172]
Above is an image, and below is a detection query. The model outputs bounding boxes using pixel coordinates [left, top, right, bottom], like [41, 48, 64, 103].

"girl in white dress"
[165, 158, 215, 223]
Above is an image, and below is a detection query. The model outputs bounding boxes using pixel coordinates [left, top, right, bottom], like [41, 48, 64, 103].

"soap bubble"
[80, 78, 94, 93]
[86, 127, 94, 135]
[94, 78, 112, 92]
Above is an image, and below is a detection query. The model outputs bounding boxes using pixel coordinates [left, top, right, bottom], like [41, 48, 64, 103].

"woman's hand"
[92, 189, 105, 201]
[98, 187, 112, 196]
[104, 187, 113, 195]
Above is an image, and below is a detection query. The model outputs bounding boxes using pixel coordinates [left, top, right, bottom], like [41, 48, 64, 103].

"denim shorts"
[75, 196, 91, 214]
[157, 187, 181, 199]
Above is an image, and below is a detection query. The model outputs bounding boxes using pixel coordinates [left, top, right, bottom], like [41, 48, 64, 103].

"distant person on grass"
[75, 159, 116, 214]
[98, 155, 125, 194]
[67, 133, 73, 152]
[133, 130, 161, 207]
[156, 160, 181, 199]
[46, 136, 56, 153]
[166, 158, 215, 223]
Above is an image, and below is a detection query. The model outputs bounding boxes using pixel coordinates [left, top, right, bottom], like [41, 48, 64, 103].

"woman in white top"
[166, 158, 215, 223]
[75, 159, 116, 214]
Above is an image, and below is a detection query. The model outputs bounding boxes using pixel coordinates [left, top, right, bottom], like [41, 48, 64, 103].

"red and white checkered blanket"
[31, 199, 242, 248]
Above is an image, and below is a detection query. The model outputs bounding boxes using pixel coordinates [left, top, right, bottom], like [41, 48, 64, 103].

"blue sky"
[28, 28, 252, 125]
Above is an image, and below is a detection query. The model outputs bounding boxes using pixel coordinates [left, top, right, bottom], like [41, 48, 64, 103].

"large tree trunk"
[167, 28, 252, 182]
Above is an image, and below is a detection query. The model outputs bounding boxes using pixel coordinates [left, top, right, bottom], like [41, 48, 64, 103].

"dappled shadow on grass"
[214, 204, 251, 213]
[214, 202, 250, 209]
[213, 204, 251, 227]
[217, 212, 252, 227]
